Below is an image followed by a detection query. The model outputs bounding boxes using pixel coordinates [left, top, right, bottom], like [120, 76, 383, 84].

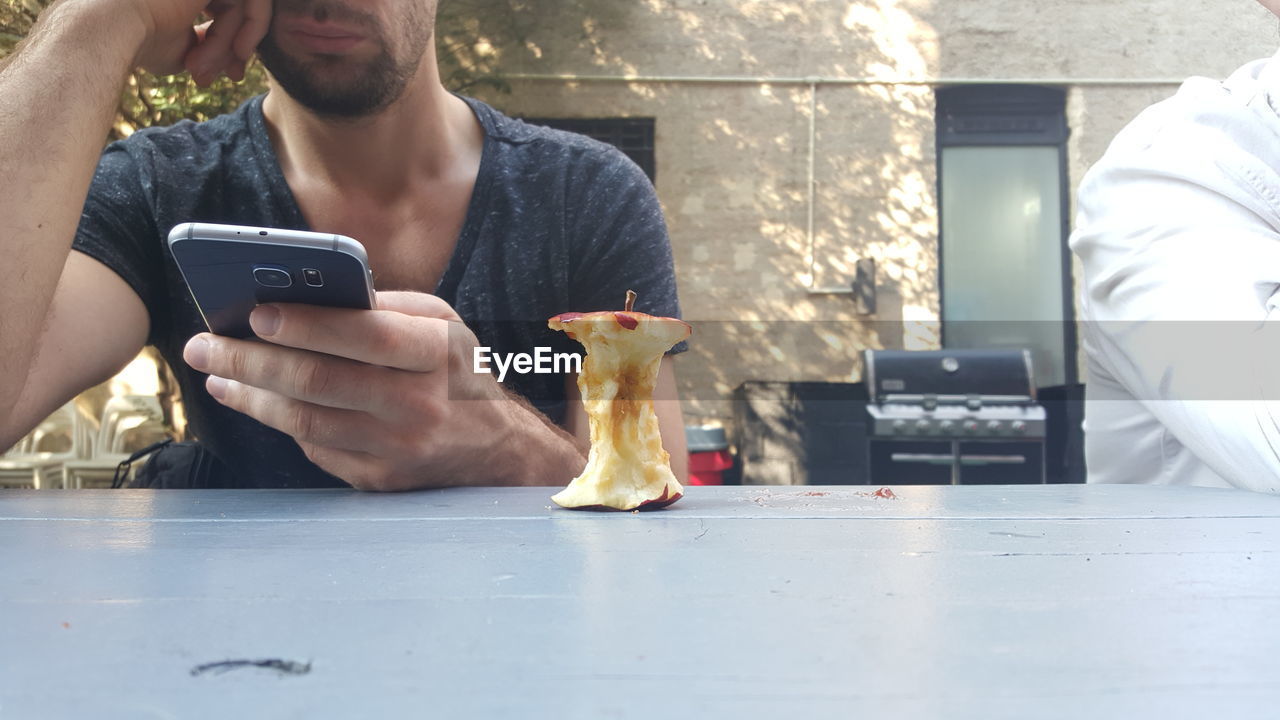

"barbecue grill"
[863, 349, 1047, 485]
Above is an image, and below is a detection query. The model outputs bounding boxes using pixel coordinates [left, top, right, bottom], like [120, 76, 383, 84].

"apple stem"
[625, 289, 637, 313]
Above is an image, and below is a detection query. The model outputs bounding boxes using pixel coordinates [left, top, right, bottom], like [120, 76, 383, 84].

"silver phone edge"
[167, 222, 376, 309]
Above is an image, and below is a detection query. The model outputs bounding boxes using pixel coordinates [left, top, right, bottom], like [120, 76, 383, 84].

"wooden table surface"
[1, 484, 1278, 719]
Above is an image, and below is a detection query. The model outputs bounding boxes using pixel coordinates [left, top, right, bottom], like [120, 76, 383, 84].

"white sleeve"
[1072, 101, 1280, 491]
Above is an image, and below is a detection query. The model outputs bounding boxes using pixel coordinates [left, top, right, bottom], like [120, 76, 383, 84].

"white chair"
[59, 395, 167, 489]
[0, 404, 80, 488]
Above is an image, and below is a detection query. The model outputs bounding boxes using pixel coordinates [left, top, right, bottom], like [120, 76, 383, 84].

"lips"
[278, 18, 367, 54]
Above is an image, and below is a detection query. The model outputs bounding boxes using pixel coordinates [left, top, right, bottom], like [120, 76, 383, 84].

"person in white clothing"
[1071, 0, 1280, 492]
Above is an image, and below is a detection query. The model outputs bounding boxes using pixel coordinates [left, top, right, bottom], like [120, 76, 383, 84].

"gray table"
[2, 485, 1278, 719]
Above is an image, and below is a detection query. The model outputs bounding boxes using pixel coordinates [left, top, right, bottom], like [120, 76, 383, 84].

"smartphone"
[168, 222, 376, 338]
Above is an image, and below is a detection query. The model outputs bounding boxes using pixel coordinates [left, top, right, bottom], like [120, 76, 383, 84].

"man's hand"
[182, 291, 585, 490]
[123, 0, 272, 86]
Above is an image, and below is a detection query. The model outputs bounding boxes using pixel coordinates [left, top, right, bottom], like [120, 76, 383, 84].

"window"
[936, 85, 1075, 388]
[521, 117, 657, 183]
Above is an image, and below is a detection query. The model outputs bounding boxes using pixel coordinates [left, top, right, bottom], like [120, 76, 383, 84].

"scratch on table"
[694, 519, 709, 540]
[190, 658, 312, 677]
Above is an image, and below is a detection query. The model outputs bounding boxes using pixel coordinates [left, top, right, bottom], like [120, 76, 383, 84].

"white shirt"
[1072, 50, 1280, 492]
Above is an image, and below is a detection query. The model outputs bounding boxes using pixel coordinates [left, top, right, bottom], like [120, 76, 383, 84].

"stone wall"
[466, 0, 1279, 424]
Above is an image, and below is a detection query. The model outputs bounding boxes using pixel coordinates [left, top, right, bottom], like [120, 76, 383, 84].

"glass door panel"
[940, 145, 1066, 387]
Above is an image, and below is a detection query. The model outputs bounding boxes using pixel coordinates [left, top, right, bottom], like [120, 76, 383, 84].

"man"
[0, 0, 688, 489]
[1070, 0, 1280, 492]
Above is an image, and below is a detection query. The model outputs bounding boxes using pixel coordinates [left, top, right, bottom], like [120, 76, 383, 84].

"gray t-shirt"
[73, 94, 683, 488]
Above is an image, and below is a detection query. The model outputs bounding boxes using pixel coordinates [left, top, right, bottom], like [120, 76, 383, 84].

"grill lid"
[863, 349, 1035, 405]
[862, 349, 1045, 439]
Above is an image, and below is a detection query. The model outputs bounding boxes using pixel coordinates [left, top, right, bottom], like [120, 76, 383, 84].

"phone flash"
[302, 268, 324, 287]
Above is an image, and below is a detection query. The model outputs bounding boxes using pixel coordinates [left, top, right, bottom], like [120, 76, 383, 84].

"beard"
[257, 0, 433, 119]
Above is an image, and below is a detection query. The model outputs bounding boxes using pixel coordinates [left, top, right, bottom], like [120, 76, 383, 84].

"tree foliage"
[0, 0, 530, 139]
[2, 0, 270, 139]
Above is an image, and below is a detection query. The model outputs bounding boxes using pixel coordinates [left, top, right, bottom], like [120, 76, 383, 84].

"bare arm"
[654, 360, 689, 483]
[0, 1, 149, 430]
[0, 0, 269, 446]
[4, 254, 150, 450]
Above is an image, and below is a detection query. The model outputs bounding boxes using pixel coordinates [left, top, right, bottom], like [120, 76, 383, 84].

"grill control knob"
[1011, 421, 1027, 435]
[985, 420, 1003, 435]
[892, 419, 909, 435]
[915, 419, 932, 434]
[937, 420, 956, 435]
[962, 420, 980, 435]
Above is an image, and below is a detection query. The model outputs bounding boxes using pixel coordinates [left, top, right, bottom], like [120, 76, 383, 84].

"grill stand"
[878, 438, 1048, 485]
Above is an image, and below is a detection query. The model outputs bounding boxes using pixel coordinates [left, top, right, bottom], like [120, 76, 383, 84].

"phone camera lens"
[302, 268, 324, 287]
[252, 266, 293, 288]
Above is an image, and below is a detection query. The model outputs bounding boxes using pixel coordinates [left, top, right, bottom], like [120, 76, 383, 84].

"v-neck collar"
[243, 92, 497, 302]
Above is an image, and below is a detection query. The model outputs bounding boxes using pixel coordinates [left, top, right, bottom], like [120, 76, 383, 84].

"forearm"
[0, 1, 145, 412]
[487, 390, 588, 487]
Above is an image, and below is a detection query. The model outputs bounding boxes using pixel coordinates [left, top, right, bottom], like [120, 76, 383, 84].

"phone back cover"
[171, 238, 374, 338]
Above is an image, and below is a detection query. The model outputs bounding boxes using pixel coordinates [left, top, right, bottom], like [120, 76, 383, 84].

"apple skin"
[548, 306, 690, 511]
[549, 310, 655, 336]
[558, 485, 684, 513]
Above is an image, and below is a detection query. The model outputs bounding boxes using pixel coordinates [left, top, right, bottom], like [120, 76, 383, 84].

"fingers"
[376, 291, 464, 322]
[185, 333, 429, 491]
[184, 333, 405, 411]
[205, 374, 419, 491]
[248, 302, 457, 373]
[185, 12, 237, 86]
[234, 0, 273, 62]
[185, 0, 268, 86]
[204, 374, 384, 453]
